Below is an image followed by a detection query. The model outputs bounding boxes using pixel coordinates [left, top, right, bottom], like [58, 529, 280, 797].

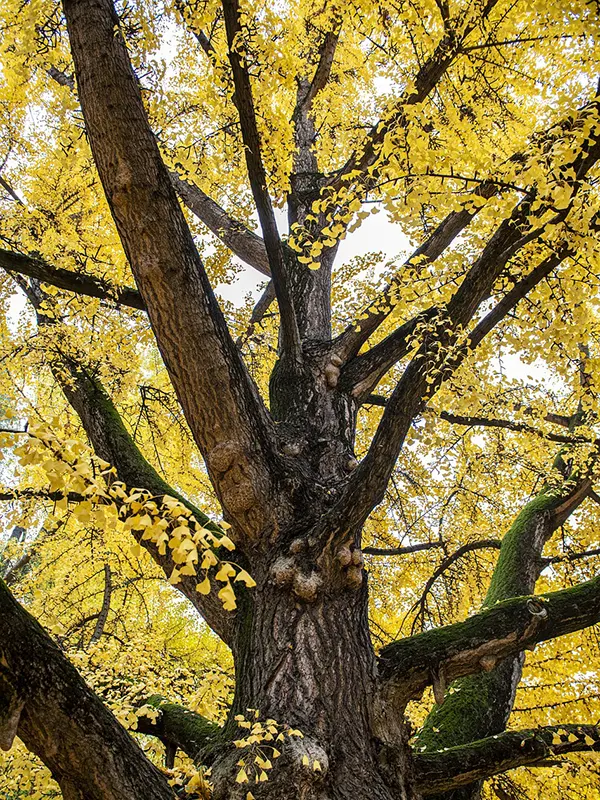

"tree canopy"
[1, 0, 600, 799]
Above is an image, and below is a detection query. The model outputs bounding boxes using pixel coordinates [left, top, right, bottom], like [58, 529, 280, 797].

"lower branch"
[414, 724, 600, 795]
[0, 579, 175, 800]
[0, 248, 144, 310]
[378, 573, 600, 708]
[136, 695, 221, 763]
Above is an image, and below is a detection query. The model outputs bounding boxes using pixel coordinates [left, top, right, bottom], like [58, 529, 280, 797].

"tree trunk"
[210, 577, 413, 800]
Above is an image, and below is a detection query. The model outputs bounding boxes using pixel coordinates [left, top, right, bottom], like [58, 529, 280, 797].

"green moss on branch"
[414, 723, 600, 795]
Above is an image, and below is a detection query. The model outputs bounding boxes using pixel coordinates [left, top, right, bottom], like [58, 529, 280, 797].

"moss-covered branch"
[414, 724, 600, 795]
[54, 360, 235, 644]
[0, 579, 176, 800]
[378, 574, 600, 708]
[136, 695, 221, 763]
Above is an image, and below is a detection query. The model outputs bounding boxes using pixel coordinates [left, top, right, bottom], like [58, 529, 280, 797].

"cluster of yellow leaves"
[232, 709, 305, 785]
[2, 421, 255, 611]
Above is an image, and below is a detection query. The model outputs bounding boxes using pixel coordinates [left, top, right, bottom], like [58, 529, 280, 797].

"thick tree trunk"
[210, 578, 412, 800]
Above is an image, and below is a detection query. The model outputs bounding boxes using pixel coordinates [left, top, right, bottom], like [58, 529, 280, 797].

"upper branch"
[327, 1, 500, 194]
[0, 247, 145, 310]
[338, 95, 600, 362]
[378, 573, 600, 710]
[363, 541, 443, 557]
[63, 0, 280, 536]
[333, 114, 600, 530]
[45, 63, 269, 277]
[168, 172, 271, 276]
[221, 0, 301, 359]
[436, 409, 586, 445]
[414, 723, 600, 795]
[304, 28, 339, 108]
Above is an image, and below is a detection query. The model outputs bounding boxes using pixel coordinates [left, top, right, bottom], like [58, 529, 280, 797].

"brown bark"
[63, 0, 281, 540]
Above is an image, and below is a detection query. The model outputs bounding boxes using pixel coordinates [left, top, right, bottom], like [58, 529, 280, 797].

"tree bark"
[210, 578, 412, 800]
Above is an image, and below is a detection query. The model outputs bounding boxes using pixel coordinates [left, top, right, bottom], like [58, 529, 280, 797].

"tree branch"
[363, 541, 444, 557]
[327, 2, 500, 194]
[337, 95, 600, 361]
[411, 539, 502, 631]
[544, 546, 600, 565]
[168, 171, 271, 276]
[436, 409, 587, 445]
[89, 563, 113, 646]
[63, 0, 280, 537]
[19, 280, 236, 643]
[45, 62, 269, 279]
[414, 724, 600, 795]
[0, 579, 176, 799]
[0, 248, 145, 310]
[221, 0, 301, 359]
[333, 130, 599, 529]
[135, 695, 221, 763]
[236, 280, 276, 347]
[378, 573, 600, 709]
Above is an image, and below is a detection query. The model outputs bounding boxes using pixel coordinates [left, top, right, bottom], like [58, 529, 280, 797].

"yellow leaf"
[236, 768, 249, 783]
[218, 582, 237, 611]
[235, 569, 257, 588]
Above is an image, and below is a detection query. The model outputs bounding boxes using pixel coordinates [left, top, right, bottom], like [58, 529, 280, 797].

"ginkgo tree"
[1, 0, 600, 798]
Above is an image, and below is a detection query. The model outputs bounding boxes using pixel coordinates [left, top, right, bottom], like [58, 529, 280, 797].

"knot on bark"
[324, 355, 343, 388]
[336, 546, 364, 589]
[270, 556, 322, 602]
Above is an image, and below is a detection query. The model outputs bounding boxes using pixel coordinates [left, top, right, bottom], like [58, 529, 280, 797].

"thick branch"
[0, 248, 144, 310]
[63, 0, 280, 536]
[0, 579, 175, 800]
[302, 29, 340, 111]
[21, 280, 235, 643]
[378, 573, 600, 709]
[414, 724, 600, 795]
[50, 350, 235, 643]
